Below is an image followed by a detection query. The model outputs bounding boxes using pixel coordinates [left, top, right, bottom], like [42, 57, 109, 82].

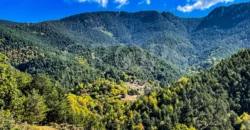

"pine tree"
[22, 90, 48, 124]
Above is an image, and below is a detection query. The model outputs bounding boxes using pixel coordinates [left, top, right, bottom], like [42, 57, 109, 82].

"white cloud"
[114, 0, 128, 8]
[64, 0, 108, 7]
[99, 0, 108, 7]
[64, 0, 130, 8]
[177, 0, 234, 12]
[138, 0, 150, 5]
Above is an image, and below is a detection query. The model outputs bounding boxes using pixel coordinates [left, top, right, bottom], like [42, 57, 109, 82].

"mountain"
[58, 2, 250, 70]
[0, 19, 181, 88]
[1, 3, 250, 71]
[0, 2, 249, 87]
[191, 2, 250, 68]
[0, 2, 249, 89]
[197, 2, 250, 29]
[2, 48, 250, 129]
[0, 2, 250, 130]
[130, 49, 250, 130]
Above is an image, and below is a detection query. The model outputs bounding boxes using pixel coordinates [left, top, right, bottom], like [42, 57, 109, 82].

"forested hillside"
[130, 49, 250, 130]
[0, 1, 250, 130]
[1, 2, 250, 71]
[1, 46, 250, 129]
[0, 23, 181, 89]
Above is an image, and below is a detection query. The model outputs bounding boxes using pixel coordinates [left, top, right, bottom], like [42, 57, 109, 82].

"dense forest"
[1, 43, 250, 130]
[1, 2, 250, 71]
[0, 1, 250, 130]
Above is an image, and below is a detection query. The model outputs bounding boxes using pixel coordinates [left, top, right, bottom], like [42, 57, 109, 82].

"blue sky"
[0, 0, 249, 23]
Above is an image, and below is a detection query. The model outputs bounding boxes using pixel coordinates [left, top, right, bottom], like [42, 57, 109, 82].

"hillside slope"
[1, 47, 250, 129]
[130, 49, 250, 130]
[1, 1, 250, 130]
[0, 2, 249, 90]
[1, 2, 249, 71]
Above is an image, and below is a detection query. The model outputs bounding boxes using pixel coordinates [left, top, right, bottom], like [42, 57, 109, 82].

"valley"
[0, 2, 250, 130]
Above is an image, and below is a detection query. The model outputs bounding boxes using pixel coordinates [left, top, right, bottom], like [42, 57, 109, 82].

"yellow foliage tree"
[172, 124, 196, 130]
[177, 77, 189, 84]
[237, 112, 250, 130]
[134, 123, 144, 130]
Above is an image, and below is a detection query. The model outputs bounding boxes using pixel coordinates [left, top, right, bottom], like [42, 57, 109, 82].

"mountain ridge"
[1, 2, 250, 130]
[0, 2, 249, 86]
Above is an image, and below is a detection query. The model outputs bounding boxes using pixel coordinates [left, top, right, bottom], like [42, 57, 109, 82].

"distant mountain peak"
[61, 10, 178, 23]
[196, 2, 250, 30]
